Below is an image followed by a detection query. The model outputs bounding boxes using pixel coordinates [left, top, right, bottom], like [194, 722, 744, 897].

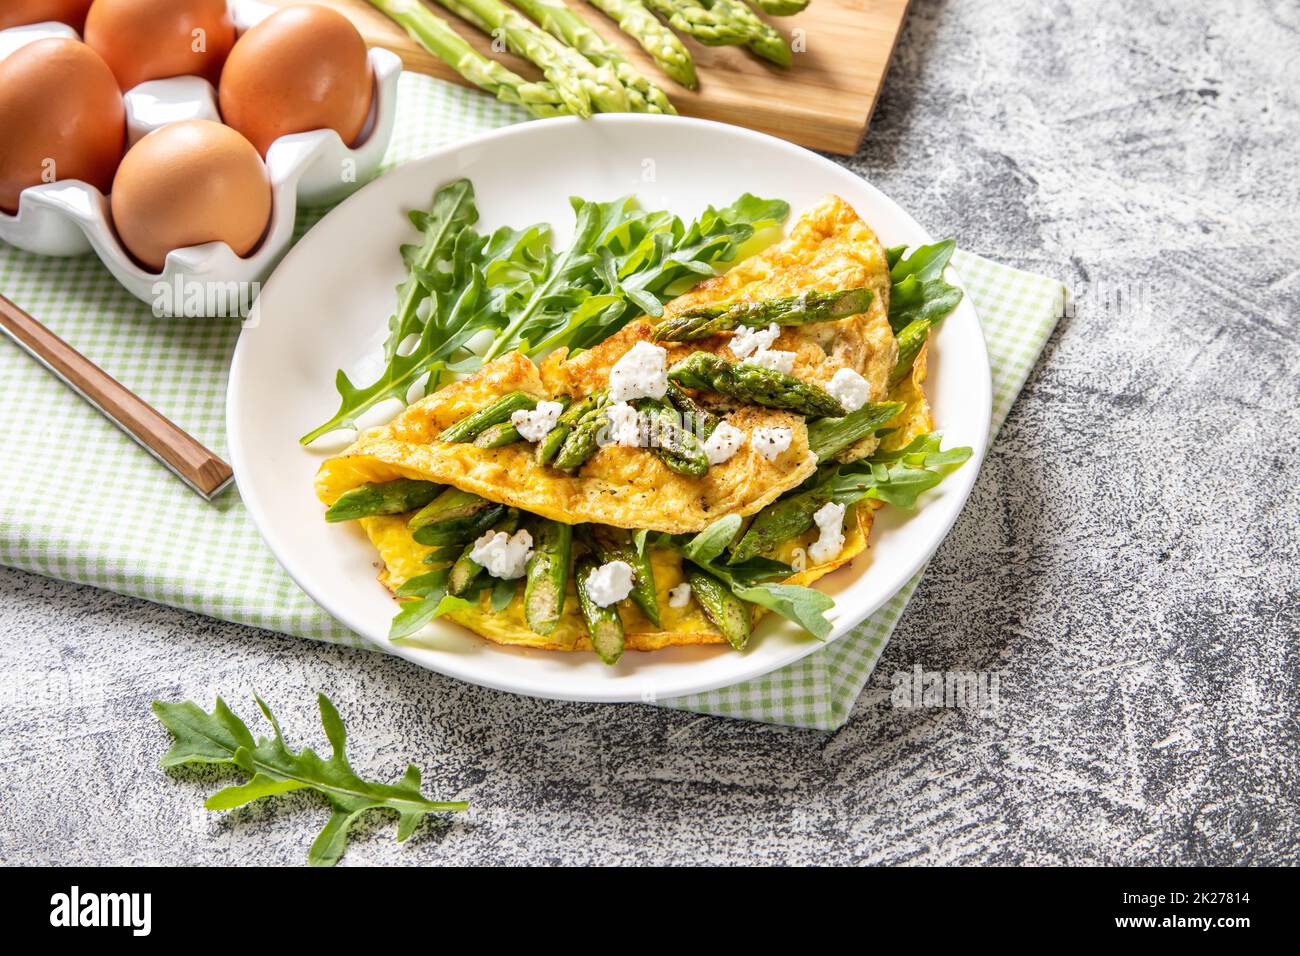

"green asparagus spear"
[524, 519, 573, 636]
[537, 392, 601, 466]
[367, 0, 567, 118]
[890, 318, 930, 385]
[511, 0, 676, 114]
[643, 0, 752, 46]
[432, 0, 628, 115]
[665, 382, 720, 439]
[584, 0, 698, 89]
[748, 0, 808, 14]
[685, 565, 751, 649]
[728, 483, 832, 563]
[325, 478, 442, 522]
[716, 0, 792, 65]
[636, 397, 710, 477]
[437, 391, 537, 443]
[806, 402, 904, 461]
[412, 503, 506, 546]
[552, 392, 613, 471]
[575, 555, 625, 664]
[591, 526, 660, 626]
[448, 509, 519, 596]
[652, 287, 874, 341]
[668, 352, 847, 418]
[473, 421, 522, 449]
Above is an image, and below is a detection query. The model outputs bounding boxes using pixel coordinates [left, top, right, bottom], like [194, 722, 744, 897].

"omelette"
[314, 192, 957, 661]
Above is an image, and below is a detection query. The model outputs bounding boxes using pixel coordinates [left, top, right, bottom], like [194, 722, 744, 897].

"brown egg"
[110, 119, 271, 271]
[84, 0, 234, 91]
[0, 0, 95, 30]
[0, 38, 124, 213]
[219, 5, 373, 158]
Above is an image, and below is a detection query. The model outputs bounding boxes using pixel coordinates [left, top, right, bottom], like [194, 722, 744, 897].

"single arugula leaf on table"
[152, 693, 468, 867]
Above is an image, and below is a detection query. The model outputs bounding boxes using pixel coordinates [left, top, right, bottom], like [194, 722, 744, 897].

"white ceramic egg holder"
[0, 0, 402, 316]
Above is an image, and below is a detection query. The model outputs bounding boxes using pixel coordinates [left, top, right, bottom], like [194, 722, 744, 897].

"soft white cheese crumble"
[729, 323, 781, 359]
[808, 502, 846, 565]
[752, 426, 793, 461]
[609, 341, 668, 402]
[510, 400, 565, 443]
[743, 348, 797, 375]
[668, 582, 692, 608]
[469, 528, 534, 580]
[702, 421, 746, 465]
[605, 401, 645, 446]
[827, 368, 870, 413]
[585, 560, 635, 607]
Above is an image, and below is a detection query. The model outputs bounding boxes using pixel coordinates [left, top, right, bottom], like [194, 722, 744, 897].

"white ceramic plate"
[228, 115, 991, 704]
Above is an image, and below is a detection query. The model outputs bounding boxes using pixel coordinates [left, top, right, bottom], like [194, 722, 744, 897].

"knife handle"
[0, 293, 233, 501]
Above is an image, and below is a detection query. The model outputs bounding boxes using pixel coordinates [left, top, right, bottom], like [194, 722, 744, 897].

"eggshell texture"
[0, 0, 94, 30]
[84, 0, 235, 91]
[109, 119, 271, 271]
[0, 38, 125, 213]
[219, 5, 373, 157]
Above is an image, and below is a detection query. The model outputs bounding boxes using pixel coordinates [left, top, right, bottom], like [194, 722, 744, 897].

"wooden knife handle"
[0, 294, 233, 500]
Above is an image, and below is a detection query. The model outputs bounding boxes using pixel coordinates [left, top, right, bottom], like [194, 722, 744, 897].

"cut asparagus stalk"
[437, 390, 537, 443]
[537, 392, 601, 466]
[575, 555, 625, 664]
[524, 519, 573, 635]
[510, 0, 676, 113]
[409, 487, 495, 531]
[552, 391, 612, 471]
[473, 421, 523, 448]
[635, 397, 709, 477]
[584, 0, 698, 90]
[806, 401, 904, 461]
[748, 0, 808, 14]
[652, 287, 874, 340]
[668, 352, 847, 418]
[591, 526, 660, 626]
[890, 318, 930, 385]
[367, 0, 567, 117]
[325, 478, 442, 522]
[728, 483, 832, 563]
[433, 0, 628, 114]
[448, 509, 519, 595]
[685, 565, 751, 649]
[412, 503, 506, 546]
[665, 382, 720, 439]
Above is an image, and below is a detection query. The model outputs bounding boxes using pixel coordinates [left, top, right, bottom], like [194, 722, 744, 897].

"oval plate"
[228, 115, 990, 704]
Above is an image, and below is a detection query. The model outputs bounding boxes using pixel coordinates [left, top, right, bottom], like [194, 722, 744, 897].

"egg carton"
[0, 0, 401, 316]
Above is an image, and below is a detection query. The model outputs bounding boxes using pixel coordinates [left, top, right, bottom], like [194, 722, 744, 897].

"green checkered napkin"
[0, 75, 1065, 730]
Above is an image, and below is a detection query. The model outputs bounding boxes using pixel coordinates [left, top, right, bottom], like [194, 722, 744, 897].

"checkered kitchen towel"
[0, 74, 1065, 730]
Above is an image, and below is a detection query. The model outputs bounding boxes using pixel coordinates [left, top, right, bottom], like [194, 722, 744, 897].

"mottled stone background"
[1, 0, 1296, 865]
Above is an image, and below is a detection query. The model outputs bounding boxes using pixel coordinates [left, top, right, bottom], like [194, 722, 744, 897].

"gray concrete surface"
[1, 0, 1297, 866]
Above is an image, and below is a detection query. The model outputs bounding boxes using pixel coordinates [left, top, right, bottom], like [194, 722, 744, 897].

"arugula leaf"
[831, 433, 973, 510]
[390, 567, 473, 640]
[731, 582, 835, 641]
[682, 515, 743, 564]
[152, 694, 467, 867]
[887, 239, 964, 335]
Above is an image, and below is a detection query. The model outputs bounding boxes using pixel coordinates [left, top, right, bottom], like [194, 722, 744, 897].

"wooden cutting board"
[267, 0, 911, 154]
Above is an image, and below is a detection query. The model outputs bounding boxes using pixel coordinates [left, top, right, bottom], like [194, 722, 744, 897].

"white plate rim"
[227, 114, 991, 704]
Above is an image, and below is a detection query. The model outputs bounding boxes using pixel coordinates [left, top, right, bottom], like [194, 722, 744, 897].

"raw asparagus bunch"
[715, 0, 791, 66]
[585, 0, 698, 89]
[432, 0, 629, 115]
[367, 0, 567, 118]
[510, 0, 676, 113]
[652, 287, 874, 340]
[748, 0, 808, 16]
[668, 352, 847, 418]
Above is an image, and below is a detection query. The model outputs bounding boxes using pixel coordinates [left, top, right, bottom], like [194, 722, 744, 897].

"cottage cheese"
[668, 582, 693, 608]
[729, 323, 781, 359]
[585, 560, 635, 607]
[702, 421, 746, 465]
[807, 502, 846, 564]
[742, 348, 797, 375]
[510, 400, 565, 443]
[609, 341, 668, 402]
[468, 528, 534, 580]
[605, 401, 645, 446]
[827, 368, 871, 413]
[752, 426, 793, 461]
